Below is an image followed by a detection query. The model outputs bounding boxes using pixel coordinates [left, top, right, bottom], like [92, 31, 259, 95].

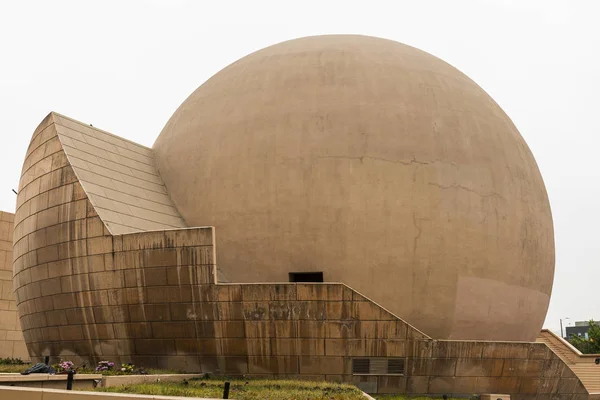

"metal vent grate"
[352, 358, 405, 375]
[352, 358, 370, 374]
[369, 358, 388, 374]
[387, 358, 405, 374]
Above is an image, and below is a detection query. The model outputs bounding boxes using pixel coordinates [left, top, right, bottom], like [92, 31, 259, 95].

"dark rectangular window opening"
[289, 272, 324, 282]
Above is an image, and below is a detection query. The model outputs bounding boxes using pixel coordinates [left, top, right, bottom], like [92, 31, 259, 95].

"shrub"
[569, 320, 600, 354]
[0, 358, 25, 365]
[53, 360, 75, 373]
[95, 361, 115, 372]
[120, 363, 135, 373]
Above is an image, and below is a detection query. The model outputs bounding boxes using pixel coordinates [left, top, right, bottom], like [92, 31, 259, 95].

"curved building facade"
[0, 211, 28, 360]
[154, 35, 554, 341]
[10, 36, 577, 398]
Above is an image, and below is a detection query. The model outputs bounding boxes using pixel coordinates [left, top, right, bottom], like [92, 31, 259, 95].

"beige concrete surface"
[53, 113, 187, 235]
[0, 373, 102, 380]
[537, 329, 600, 393]
[153, 34, 554, 341]
[0, 385, 221, 399]
[0, 210, 28, 360]
[11, 113, 217, 364]
[10, 35, 574, 399]
[10, 121, 581, 400]
[0, 372, 102, 389]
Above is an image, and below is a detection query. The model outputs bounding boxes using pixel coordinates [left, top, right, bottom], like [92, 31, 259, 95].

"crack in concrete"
[428, 182, 505, 200]
[412, 212, 423, 257]
[315, 155, 434, 166]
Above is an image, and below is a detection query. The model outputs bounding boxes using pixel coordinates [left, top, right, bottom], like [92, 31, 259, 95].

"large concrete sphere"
[153, 35, 554, 341]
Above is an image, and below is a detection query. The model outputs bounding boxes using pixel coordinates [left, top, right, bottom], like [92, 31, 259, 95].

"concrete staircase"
[537, 329, 600, 393]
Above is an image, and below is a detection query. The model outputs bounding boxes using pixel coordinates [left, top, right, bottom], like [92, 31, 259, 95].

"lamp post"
[560, 317, 570, 339]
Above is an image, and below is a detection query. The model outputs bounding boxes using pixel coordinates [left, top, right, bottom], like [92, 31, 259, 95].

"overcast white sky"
[1, 0, 598, 335]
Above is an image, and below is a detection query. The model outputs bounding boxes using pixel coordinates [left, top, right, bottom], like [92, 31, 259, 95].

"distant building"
[566, 321, 594, 340]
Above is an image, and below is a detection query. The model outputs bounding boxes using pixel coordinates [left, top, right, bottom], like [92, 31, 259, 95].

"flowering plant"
[54, 360, 75, 373]
[95, 361, 115, 372]
[120, 363, 135, 373]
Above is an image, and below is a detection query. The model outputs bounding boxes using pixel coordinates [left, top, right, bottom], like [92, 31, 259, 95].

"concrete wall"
[12, 113, 217, 366]
[11, 113, 588, 399]
[0, 210, 28, 360]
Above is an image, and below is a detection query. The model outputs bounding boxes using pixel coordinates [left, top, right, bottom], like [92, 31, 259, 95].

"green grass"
[94, 377, 366, 400]
[0, 364, 29, 373]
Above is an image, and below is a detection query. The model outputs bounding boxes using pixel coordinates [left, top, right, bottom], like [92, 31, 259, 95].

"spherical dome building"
[153, 35, 554, 341]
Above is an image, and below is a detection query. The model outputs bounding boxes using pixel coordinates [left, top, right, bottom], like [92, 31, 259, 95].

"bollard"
[44, 356, 49, 365]
[66, 371, 74, 390]
[223, 381, 230, 399]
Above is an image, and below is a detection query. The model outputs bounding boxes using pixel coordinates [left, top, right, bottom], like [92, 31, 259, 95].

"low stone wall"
[0, 372, 101, 389]
[0, 372, 203, 390]
[0, 385, 219, 399]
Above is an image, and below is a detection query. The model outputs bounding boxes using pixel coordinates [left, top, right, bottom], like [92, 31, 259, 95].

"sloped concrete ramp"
[537, 329, 600, 394]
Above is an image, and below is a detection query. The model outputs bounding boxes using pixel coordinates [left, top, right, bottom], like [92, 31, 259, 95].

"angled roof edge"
[51, 111, 153, 150]
[30, 112, 188, 235]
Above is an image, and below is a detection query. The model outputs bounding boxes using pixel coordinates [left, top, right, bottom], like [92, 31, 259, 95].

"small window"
[289, 272, 323, 282]
[352, 359, 370, 374]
